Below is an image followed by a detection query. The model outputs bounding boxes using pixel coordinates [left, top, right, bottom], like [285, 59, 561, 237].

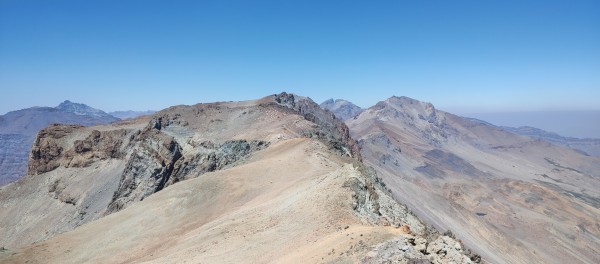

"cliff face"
[28, 125, 128, 175]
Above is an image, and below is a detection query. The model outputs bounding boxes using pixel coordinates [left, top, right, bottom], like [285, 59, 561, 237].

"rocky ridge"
[0, 93, 362, 248]
[0, 93, 476, 263]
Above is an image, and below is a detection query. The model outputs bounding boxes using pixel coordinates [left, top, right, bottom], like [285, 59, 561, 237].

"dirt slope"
[1, 139, 394, 263]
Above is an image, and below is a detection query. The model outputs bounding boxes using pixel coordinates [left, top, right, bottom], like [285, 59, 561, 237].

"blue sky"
[1, 0, 599, 114]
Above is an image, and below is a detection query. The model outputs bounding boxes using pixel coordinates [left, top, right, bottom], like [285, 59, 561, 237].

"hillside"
[0, 93, 474, 263]
[347, 96, 600, 264]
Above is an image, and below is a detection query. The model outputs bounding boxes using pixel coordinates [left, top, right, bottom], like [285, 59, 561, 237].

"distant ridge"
[320, 98, 363, 120]
[501, 125, 600, 156]
[465, 110, 600, 139]
[109, 110, 156, 119]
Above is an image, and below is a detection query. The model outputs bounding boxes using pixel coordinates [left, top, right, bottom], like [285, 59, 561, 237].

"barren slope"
[0, 139, 418, 263]
[347, 96, 600, 264]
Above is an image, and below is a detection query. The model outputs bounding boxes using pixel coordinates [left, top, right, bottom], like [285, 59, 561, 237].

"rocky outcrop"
[172, 139, 268, 182]
[28, 125, 128, 175]
[362, 235, 478, 264]
[343, 163, 479, 263]
[105, 118, 269, 214]
[106, 129, 182, 214]
[28, 124, 83, 175]
[67, 129, 127, 167]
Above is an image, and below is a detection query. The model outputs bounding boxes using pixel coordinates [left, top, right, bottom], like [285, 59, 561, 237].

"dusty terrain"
[0, 93, 475, 263]
[347, 96, 600, 264]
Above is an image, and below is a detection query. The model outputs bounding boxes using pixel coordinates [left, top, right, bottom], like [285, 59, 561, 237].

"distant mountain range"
[501, 126, 600, 156]
[109, 110, 155, 119]
[465, 111, 600, 139]
[322, 99, 600, 157]
[0, 101, 120, 185]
